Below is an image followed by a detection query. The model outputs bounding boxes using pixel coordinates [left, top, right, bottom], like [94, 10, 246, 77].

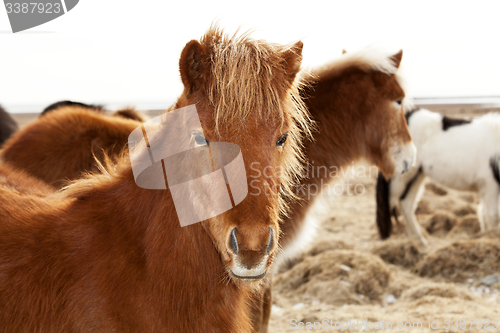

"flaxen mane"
[301, 47, 415, 112]
[201, 28, 310, 130]
[303, 46, 405, 87]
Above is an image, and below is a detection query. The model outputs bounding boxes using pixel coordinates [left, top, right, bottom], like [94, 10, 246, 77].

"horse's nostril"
[266, 227, 274, 255]
[402, 160, 409, 173]
[229, 227, 238, 254]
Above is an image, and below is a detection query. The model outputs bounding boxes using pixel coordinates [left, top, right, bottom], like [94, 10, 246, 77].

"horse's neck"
[302, 78, 363, 191]
[79, 166, 251, 331]
[279, 79, 364, 245]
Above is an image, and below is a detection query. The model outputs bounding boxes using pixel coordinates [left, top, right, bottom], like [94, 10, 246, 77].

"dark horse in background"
[0, 105, 18, 147]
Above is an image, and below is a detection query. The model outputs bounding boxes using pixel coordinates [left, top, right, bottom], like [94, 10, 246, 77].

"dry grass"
[270, 168, 500, 332]
[415, 239, 500, 282]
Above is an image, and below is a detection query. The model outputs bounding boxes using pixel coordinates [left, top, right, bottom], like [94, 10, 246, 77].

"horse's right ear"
[179, 40, 210, 94]
[281, 41, 304, 85]
[390, 50, 403, 69]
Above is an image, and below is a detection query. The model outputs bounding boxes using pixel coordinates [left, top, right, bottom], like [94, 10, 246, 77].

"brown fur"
[0, 27, 312, 333]
[1, 106, 142, 188]
[252, 49, 413, 332]
[112, 108, 147, 122]
[0, 162, 55, 197]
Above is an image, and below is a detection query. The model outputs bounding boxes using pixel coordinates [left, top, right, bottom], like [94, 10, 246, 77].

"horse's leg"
[259, 285, 272, 333]
[479, 185, 499, 231]
[398, 172, 428, 246]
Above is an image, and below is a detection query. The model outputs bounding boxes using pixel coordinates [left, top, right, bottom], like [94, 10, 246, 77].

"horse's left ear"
[281, 41, 304, 85]
[390, 50, 403, 69]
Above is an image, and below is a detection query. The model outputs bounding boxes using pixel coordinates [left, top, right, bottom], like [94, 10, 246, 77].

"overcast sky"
[1, 0, 499, 112]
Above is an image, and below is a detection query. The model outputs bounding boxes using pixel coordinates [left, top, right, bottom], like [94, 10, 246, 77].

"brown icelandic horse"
[0, 28, 312, 333]
[0, 101, 145, 188]
[0, 105, 18, 147]
[252, 48, 416, 332]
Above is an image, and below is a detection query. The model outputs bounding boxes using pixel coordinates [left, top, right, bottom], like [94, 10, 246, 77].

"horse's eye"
[276, 134, 288, 147]
[396, 99, 403, 105]
[193, 132, 209, 146]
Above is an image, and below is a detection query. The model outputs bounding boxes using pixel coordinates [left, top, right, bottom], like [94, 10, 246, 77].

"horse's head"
[337, 49, 416, 179]
[175, 28, 311, 283]
[365, 51, 415, 179]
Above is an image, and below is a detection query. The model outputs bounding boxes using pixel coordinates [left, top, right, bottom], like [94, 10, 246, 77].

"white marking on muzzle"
[230, 256, 268, 279]
[392, 141, 417, 175]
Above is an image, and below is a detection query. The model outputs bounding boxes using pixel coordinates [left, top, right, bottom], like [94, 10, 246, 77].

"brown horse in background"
[0, 105, 18, 147]
[1, 102, 145, 188]
[40, 100, 147, 122]
[252, 48, 416, 332]
[0, 27, 312, 333]
[283, 48, 415, 254]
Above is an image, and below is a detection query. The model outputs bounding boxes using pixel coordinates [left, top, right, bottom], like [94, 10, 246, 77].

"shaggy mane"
[200, 27, 315, 218]
[309, 46, 401, 77]
[302, 46, 410, 110]
[201, 27, 313, 134]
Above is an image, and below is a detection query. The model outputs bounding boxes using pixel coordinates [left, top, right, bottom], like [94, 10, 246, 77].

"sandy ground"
[9, 106, 500, 333]
[269, 106, 500, 332]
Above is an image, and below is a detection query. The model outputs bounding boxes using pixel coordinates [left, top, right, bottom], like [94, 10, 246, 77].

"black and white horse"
[376, 108, 500, 245]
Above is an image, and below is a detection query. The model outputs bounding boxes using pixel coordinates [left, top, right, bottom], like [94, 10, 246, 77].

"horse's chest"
[421, 159, 477, 191]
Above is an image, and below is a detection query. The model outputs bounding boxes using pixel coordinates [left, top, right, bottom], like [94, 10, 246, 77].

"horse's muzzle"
[227, 227, 274, 280]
